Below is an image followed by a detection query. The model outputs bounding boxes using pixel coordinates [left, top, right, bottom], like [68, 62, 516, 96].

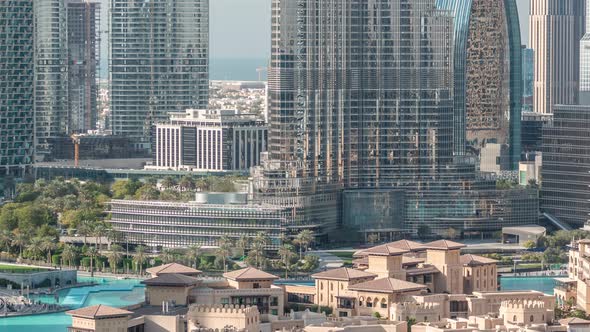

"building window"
[530, 315, 534, 322]
[253, 283, 260, 289]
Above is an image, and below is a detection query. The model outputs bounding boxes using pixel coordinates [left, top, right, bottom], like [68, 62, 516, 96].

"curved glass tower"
[437, 0, 522, 170]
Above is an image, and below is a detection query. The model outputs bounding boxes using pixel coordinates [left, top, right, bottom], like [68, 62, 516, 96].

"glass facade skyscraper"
[66, 0, 100, 133]
[256, 0, 482, 238]
[0, 0, 34, 177]
[522, 47, 534, 112]
[110, 0, 209, 151]
[530, 0, 585, 114]
[436, 0, 522, 171]
[541, 104, 590, 228]
[34, 0, 69, 158]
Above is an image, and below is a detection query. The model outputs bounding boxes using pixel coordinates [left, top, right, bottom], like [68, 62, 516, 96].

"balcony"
[337, 297, 356, 310]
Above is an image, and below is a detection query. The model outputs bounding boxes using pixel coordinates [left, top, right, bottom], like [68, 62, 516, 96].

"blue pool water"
[0, 277, 145, 332]
[499, 276, 556, 295]
[0, 276, 557, 331]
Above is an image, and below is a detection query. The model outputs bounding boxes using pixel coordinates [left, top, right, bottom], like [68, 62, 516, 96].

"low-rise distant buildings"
[556, 239, 590, 311]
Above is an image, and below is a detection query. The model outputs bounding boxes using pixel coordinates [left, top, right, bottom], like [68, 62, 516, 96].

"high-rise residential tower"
[530, 0, 585, 114]
[542, 104, 590, 228]
[257, 0, 477, 238]
[110, 0, 209, 152]
[580, 1, 590, 102]
[34, 0, 69, 158]
[0, 0, 35, 177]
[66, 0, 100, 133]
[437, 0, 523, 171]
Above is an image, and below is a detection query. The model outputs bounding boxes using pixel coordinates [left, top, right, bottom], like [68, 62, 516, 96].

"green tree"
[77, 220, 94, 246]
[185, 245, 201, 269]
[523, 240, 536, 250]
[108, 244, 124, 274]
[278, 244, 296, 279]
[62, 244, 78, 267]
[85, 246, 99, 277]
[294, 229, 314, 260]
[0, 230, 12, 253]
[179, 176, 195, 191]
[135, 185, 160, 201]
[161, 176, 177, 190]
[217, 236, 233, 272]
[248, 232, 269, 268]
[93, 222, 108, 251]
[40, 236, 57, 264]
[12, 231, 29, 258]
[407, 317, 416, 332]
[159, 248, 176, 264]
[236, 235, 248, 259]
[133, 245, 148, 275]
[26, 237, 44, 261]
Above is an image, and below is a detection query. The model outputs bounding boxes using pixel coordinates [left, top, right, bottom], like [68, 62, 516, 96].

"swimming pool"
[0, 277, 145, 332]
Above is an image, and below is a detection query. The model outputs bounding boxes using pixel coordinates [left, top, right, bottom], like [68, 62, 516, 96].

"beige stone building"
[556, 239, 590, 312]
[187, 304, 260, 332]
[306, 239, 501, 318]
[67, 304, 132, 332]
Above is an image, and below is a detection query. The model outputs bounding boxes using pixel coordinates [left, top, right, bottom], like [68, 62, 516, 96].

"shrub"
[51, 254, 61, 266]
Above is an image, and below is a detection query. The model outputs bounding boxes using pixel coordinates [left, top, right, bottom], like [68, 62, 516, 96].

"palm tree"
[93, 222, 107, 251]
[161, 176, 177, 190]
[85, 246, 99, 277]
[26, 237, 44, 262]
[236, 235, 248, 259]
[12, 231, 29, 258]
[278, 244, 296, 279]
[78, 220, 94, 246]
[216, 236, 233, 272]
[40, 237, 57, 264]
[185, 245, 201, 269]
[133, 245, 147, 276]
[159, 248, 175, 264]
[178, 176, 195, 192]
[294, 230, 314, 260]
[62, 244, 78, 267]
[248, 233, 269, 268]
[107, 244, 123, 274]
[0, 230, 12, 254]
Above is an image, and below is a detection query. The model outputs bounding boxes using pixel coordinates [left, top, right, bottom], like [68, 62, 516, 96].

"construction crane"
[71, 134, 81, 167]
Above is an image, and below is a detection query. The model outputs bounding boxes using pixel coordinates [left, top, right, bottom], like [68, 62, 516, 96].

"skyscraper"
[522, 47, 534, 112]
[542, 104, 590, 228]
[437, 0, 523, 171]
[530, 0, 585, 114]
[110, 0, 209, 152]
[34, 0, 69, 158]
[66, 0, 100, 133]
[580, 1, 590, 102]
[258, 0, 475, 238]
[0, 0, 34, 177]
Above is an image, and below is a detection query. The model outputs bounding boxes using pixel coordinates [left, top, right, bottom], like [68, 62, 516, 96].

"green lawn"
[0, 264, 46, 274]
[326, 251, 355, 264]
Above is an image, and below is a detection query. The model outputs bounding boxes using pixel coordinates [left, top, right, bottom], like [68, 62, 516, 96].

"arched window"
[530, 315, 534, 322]
[320, 282, 324, 290]
[513, 315, 517, 322]
[366, 297, 373, 308]
[424, 316, 428, 322]
[542, 314, 545, 321]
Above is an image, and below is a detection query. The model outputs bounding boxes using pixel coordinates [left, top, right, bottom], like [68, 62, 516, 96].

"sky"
[100, 0, 530, 61]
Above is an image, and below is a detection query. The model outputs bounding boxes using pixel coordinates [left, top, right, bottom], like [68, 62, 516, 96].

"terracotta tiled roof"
[405, 266, 440, 277]
[559, 317, 590, 325]
[354, 240, 425, 258]
[422, 239, 466, 250]
[348, 278, 427, 293]
[223, 267, 279, 281]
[460, 254, 498, 266]
[402, 256, 426, 266]
[311, 267, 376, 281]
[145, 263, 202, 276]
[66, 304, 132, 319]
[361, 244, 410, 256]
[141, 273, 201, 287]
